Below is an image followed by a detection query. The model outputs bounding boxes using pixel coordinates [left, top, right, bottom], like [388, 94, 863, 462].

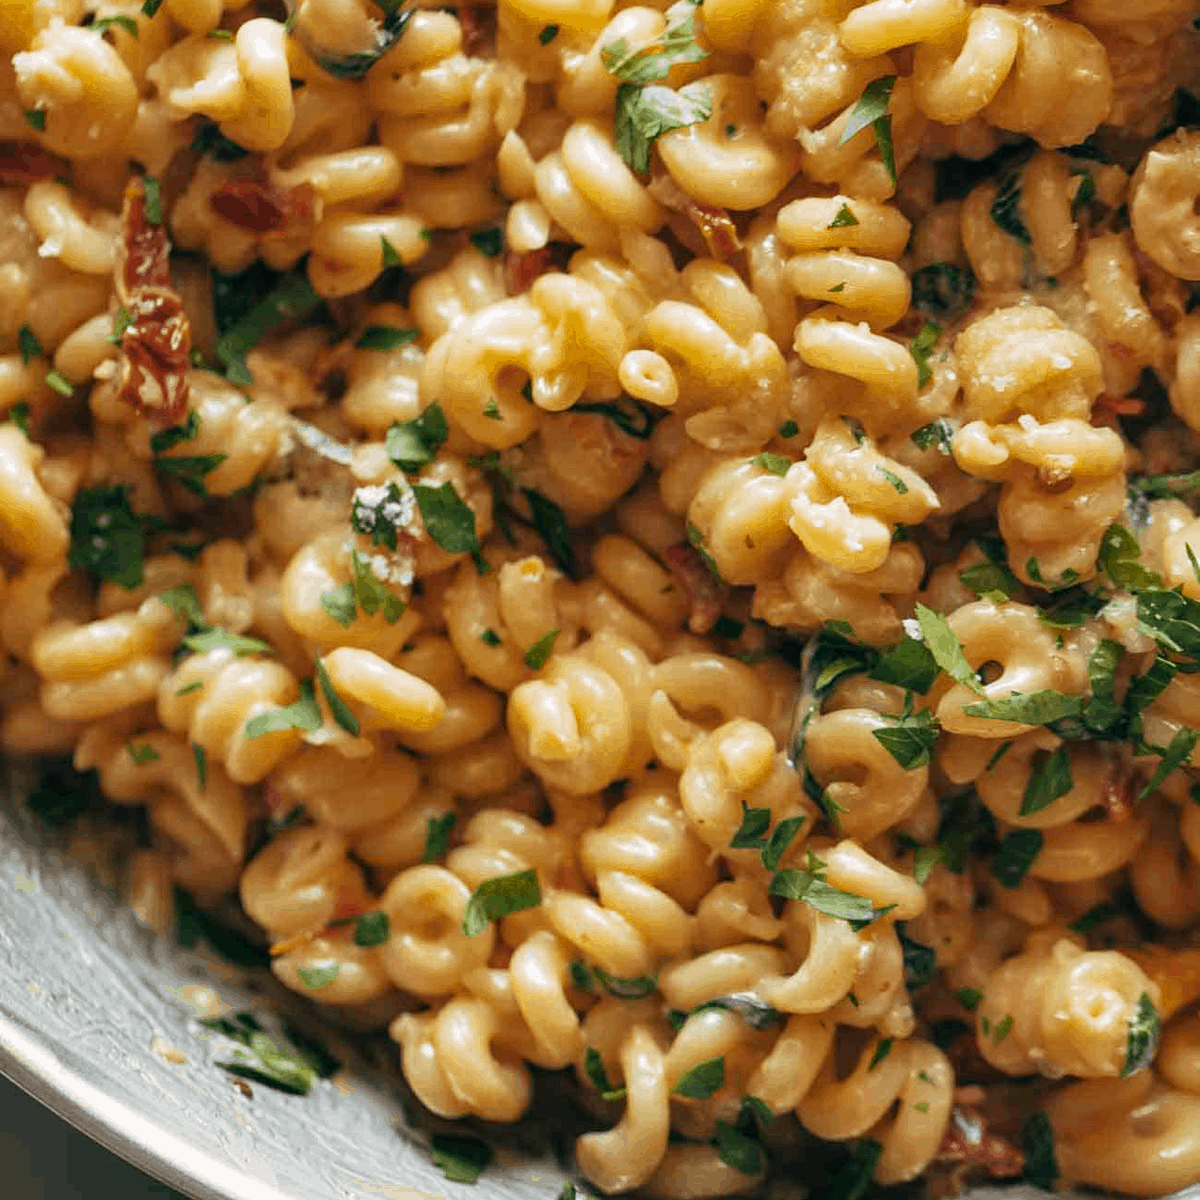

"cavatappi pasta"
[4, 0, 1200, 1195]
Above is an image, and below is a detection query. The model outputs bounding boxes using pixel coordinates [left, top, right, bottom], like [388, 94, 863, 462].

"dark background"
[0, 1071, 189, 1200]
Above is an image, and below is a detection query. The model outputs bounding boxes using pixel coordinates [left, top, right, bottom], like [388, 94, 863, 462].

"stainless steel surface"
[0, 784, 546, 1200]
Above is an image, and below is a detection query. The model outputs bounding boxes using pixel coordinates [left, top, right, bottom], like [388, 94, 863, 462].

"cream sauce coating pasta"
[3, 0, 1200, 1196]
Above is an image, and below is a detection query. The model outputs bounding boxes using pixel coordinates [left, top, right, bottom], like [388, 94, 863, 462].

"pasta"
[4, 0, 1200, 1196]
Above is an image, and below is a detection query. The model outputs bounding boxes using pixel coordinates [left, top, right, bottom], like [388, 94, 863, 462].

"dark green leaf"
[69, 485, 145, 588]
[431, 1134, 492, 1184]
[1069, 900, 1123, 934]
[686, 520, 723, 582]
[600, 2, 709, 84]
[380, 235, 403, 267]
[25, 760, 100, 827]
[1138, 727, 1198, 802]
[868, 1038, 893, 1070]
[877, 465, 910, 494]
[991, 172, 1030, 244]
[1099, 524, 1162, 590]
[778, 420, 799, 439]
[193, 744, 207, 790]
[308, 2, 413, 78]
[839, 77, 896, 183]
[539, 23, 559, 43]
[1021, 1112, 1058, 1191]
[769, 871, 876, 923]
[154, 453, 227, 497]
[991, 829, 1043, 887]
[957, 987, 982, 1011]
[18, 325, 41, 364]
[592, 967, 656, 998]
[149, 410, 200, 454]
[1136, 588, 1200, 664]
[1122, 992, 1160, 1076]
[126, 742, 161, 765]
[910, 263, 975, 320]
[462, 868, 542, 936]
[612, 80, 712, 174]
[963, 690, 1084, 726]
[871, 636, 939, 694]
[912, 844, 943, 885]
[673, 1056, 724, 1099]
[712, 1120, 762, 1176]
[470, 228, 503, 257]
[910, 418, 954, 455]
[142, 175, 163, 224]
[524, 628, 560, 670]
[960, 559, 1020, 600]
[1020, 745, 1072, 815]
[828, 203, 859, 229]
[320, 583, 356, 628]
[761, 814, 806, 872]
[872, 706, 938, 769]
[730, 804, 770, 850]
[909, 320, 941, 389]
[93, 13, 139, 35]
[356, 325, 419, 352]
[191, 120, 248, 161]
[23, 109, 46, 131]
[352, 911, 389, 947]
[350, 481, 410, 550]
[480, 628, 502, 647]
[423, 812, 455, 862]
[215, 271, 320, 383]
[898, 926, 935, 989]
[524, 488, 577, 578]
[176, 888, 270, 967]
[584, 1047, 627, 1101]
[315, 656, 359, 736]
[826, 1140, 882, 1200]
[914, 603, 982, 694]
[686, 993, 785, 1031]
[244, 678, 322, 738]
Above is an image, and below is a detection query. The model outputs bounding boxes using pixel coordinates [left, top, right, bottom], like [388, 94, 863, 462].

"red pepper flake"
[663, 542, 727, 635]
[0, 141, 71, 184]
[113, 176, 191, 422]
[457, 2, 492, 54]
[209, 176, 317, 238]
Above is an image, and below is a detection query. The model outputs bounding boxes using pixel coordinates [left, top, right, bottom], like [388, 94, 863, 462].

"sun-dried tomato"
[684, 198, 742, 261]
[504, 243, 573, 293]
[113, 176, 192, 423]
[209, 177, 318, 237]
[1092, 393, 1147, 428]
[0, 141, 71, 185]
[934, 1106, 1026, 1183]
[663, 542, 727, 635]
[457, 2, 493, 54]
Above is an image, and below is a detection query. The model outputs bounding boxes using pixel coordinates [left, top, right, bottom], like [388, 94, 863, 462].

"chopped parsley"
[523, 628, 560, 670]
[461, 869, 542, 936]
[828, 203, 859, 229]
[356, 325, 419, 352]
[68, 485, 145, 588]
[1122, 992, 1160, 1077]
[423, 812, 456, 862]
[430, 1133, 492, 1184]
[672, 1056, 725, 1099]
[840, 77, 897, 184]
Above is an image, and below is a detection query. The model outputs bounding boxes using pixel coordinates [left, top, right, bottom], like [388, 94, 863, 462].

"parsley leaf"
[910, 263, 975, 319]
[1021, 1113, 1058, 1191]
[1138, 727, 1198, 802]
[914, 603, 982, 694]
[523, 488, 577, 578]
[749, 452, 791, 477]
[215, 271, 320, 386]
[470, 228, 503, 258]
[1099, 523, 1162, 590]
[423, 812, 456, 862]
[963, 690, 1084, 726]
[68, 485, 145, 588]
[839, 77, 897, 184]
[872, 706, 938, 769]
[712, 1120, 762, 1176]
[991, 171, 1031, 244]
[613, 81, 712, 174]
[600, 0, 709, 84]
[826, 1140, 882, 1200]
[1019, 745, 1072, 815]
[315, 657, 359, 736]
[430, 1134, 492, 1184]
[909, 320, 941, 388]
[991, 829, 1043, 887]
[414, 481, 483, 566]
[910, 418, 954, 455]
[730, 804, 770, 851]
[769, 867, 877, 923]
[244, 678, 323, 739]
[1122, 992, 1160, 1077]
[673, 1056, 724, 1099]
[18, 325, 42, 364]
[524, 628, 560, 670]
[584, 1047, 627, 1101]
[356, 325, 419, 352]
[461, 869, 542, 936]
[828, 203, 859, 229]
